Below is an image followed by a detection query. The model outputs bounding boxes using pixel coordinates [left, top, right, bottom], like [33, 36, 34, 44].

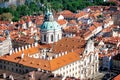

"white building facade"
[0, 30, 12, 56]
[52, 39, 99, 79]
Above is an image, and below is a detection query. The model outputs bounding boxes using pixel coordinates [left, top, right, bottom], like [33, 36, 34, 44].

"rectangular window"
[51, 35, 53, 42]
[44, 35, 46, 42]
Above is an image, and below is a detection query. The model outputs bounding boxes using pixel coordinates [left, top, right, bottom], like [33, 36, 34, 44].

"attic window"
[30, 62, 33, 64]
[23, 59, 26, 62]
[44, 65, 47, 67]
[66, 45, 68, 47]
[60, 44, 62, 46]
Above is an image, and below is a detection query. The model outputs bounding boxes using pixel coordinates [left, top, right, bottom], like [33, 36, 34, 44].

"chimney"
[62, 52, 64, 56]
[49, 57, 53, 60]
[35, 42, 38, 47]
[25, 45, 27, 50]
[71, 49, 73, 52]
[31, 72, 34, 79]
[15, 48, 18, 53]
[37, 68, 41, 71]
[22, 46, 24, 51]
[55, 55, 58, 58]
[46, 71, 48, 73]
[9, 75, 14, 80]
[21, 52, 24, 58]
[47, 57, 50, 60]
[65, 51, 67, 54]
[54, 74, 56, 77]
[28, 44, 31, 48]
[42, 70, 44, 72]
[32, 43, 34, 47]
[12, 49, 15, 53]
[58, 53, 61, 57]
[3, 73, 6, 79]
[9, 49, 13, 55]
[18, 47, 21, 52]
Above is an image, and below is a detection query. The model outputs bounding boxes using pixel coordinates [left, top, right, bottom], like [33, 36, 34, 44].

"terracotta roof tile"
[75, 11, 87, 18]
[57, 19, 67, 25]
[50, 52, 80, 71]
[0, 37, 6, 42]
[113, 74, 120, 80]
[52, 38, 86, 53]
[89, 25, 96, 31]
[64, 26, 78, 33]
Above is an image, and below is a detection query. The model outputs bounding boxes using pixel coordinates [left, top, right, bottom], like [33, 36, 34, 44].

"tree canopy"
[0, 12, 13, 21]
[0, 0, 116, 22]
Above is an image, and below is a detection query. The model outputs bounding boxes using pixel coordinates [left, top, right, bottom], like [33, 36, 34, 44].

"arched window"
[44, 35, 46, 42]
[51, 35, 53, 42]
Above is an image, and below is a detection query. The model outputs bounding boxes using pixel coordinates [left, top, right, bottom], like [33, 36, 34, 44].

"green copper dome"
[40, 21, 61, 30]
[40, 7, 61, 31]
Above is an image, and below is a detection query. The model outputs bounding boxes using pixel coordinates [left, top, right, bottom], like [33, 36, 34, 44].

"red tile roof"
[113, 74, 120, 80]
[52, 38, 86, 53]
[0, 37, 6, 42]
[75, 11, 87, 18]
[57, 19, 67, 25]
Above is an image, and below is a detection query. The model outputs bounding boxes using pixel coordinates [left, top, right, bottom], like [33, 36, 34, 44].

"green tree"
[9, 4, 17, 11]
[51, 1, 63, 11]
[0, 12, 13, 21]
[93, 0, 104, 5]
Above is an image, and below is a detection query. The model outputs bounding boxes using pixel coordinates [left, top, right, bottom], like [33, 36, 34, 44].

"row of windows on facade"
[58, 61, 98, 75]
[43, 25, 59, 29]
[0, 65, 30, 74]
[0, 61, 23, 68]
[56, 69, 92, 77]
[59, 65, 94, 74]
[43, 34, 60, 42]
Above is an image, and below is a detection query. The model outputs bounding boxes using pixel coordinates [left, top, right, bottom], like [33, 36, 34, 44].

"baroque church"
[40, 8, 62, 44]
